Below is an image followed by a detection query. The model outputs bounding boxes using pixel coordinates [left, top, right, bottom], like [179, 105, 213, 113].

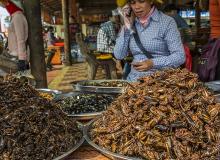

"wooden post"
[23, 0, 47, 88]
[195, 0, 201, 34]
[69, 0, 77, 20]
[62, 0, 72, 66]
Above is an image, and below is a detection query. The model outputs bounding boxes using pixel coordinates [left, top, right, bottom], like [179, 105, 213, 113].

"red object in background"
[54, 42, 64, 47]
[6, 1, 23, 15]
[183, 44, 192, 71]
[209, 0, 220, 39]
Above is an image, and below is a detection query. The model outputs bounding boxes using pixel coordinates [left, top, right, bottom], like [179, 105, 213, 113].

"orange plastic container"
[47, 46, 62, 65]
[54, 42, 64, 47]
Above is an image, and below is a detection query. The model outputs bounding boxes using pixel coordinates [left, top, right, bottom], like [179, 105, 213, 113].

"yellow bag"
[96, 54, 113, 60]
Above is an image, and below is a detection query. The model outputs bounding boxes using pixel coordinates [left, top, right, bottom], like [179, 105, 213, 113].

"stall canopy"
[40, 0, 117, 15]
[40, 0, 197, 16]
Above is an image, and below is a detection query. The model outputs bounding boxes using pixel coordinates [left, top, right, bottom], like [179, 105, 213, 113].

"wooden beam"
[62, 0, 72, 66]
[69, 0, 77, 19]
[195, 0, 201, 33]
[80, 7, 114, 15]
[23, 0, 48, 88]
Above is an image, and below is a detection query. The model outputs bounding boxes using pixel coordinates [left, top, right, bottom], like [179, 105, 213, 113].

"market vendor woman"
[114, 0, 185, 81]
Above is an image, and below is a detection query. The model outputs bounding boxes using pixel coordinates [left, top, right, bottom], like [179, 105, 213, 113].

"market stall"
[1, 68, 220, 159]
[2, 0, 219, 159]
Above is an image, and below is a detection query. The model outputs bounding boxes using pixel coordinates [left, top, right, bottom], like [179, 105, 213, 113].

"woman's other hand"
[132, 59, 153, 72]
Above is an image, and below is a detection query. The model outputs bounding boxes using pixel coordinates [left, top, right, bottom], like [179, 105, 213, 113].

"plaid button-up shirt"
[114, 9, 185, 81]
[97, 21, 117, 53]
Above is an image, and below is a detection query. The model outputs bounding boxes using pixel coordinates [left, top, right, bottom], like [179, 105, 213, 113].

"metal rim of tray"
[74, 80, 128, 94]
[37, 88, 62, 95]
[53, 135, 84, 160]
[37, 88, 62, 99]
[214, 94, 220, 103]
[205, 81, 220, 85]
[67, 112, 103, 120]
[54, 92, 111, 120]
[83, 119, 142, 160]
[204, 81, 220, 92]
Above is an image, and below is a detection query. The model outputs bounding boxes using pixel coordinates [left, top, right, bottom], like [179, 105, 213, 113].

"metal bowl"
[204, 81, 220, 92]
[54, 92, 113, 121]
[37, 88, 62, 95]
[214, 94, 220, 103]
[83, 119, 142, 160]
[68, 112, 103, 121]
[37, 88, 62, 99]
[74, 80, 128, 94]
[53, 135, 84, 160]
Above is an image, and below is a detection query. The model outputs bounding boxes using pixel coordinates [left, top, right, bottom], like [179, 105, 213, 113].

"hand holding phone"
[118, 4, 135, 31]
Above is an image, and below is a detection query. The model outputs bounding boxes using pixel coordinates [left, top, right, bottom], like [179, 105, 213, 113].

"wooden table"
[68, 145, 110, 160]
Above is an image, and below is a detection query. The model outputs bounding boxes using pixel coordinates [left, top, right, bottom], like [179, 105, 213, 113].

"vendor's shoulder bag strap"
[133, 25, 153, 59]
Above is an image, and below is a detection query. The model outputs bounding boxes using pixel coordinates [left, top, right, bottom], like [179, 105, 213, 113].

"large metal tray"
[214, 94, 220, 103]
[74, 80, 128, 94]
[54, 92, 112, 121]
[68, 112, 103, 121]
[204, 81, 220, 92]
[83, 119, 142, 160]
[54, 135, 84, 160]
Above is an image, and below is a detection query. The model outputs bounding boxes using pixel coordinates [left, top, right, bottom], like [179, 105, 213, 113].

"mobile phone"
[123, 4, 132, 17]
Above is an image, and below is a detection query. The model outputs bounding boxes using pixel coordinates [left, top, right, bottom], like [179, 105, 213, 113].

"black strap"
[133, 25, 153, 59]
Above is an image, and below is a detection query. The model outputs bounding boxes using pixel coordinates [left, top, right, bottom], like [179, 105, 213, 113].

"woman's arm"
[113, 27, 131, 60]
[152, 19, 186, 69]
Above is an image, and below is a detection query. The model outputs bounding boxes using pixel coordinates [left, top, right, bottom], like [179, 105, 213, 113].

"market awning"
[40, 0, 117, 15]
[40, 0, 61, 14]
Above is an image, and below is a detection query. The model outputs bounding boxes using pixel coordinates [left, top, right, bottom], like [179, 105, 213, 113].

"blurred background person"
[96, 9, 122, 79]
[97, 9, 121, 55]
[45, 26, 56, 71]
[0, 0, 29, 72]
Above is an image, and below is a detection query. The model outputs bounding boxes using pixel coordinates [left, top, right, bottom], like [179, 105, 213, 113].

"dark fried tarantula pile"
[0, 76, 82, 160]
[91, 69, 220, 160]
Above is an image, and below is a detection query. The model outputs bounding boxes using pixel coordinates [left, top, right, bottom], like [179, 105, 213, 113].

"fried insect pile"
[0, 76, 82, 160]
[56, 94, 114, 115]
[83, 81, 127, 87]
[91, 69, 220, 160]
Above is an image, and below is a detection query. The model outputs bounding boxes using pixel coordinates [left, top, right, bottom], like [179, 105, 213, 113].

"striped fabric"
[97, 21, 117, 53]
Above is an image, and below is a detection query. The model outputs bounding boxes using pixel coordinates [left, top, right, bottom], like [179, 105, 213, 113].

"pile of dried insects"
[0, 76, 82, 160]
[56, 94, 114, 115]
[91, 69, 220, 160]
